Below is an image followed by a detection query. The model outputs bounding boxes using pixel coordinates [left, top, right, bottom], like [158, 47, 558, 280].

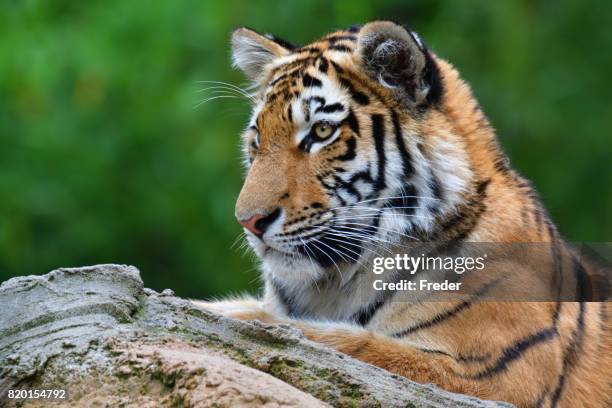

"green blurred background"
[1, 0, 611, 298]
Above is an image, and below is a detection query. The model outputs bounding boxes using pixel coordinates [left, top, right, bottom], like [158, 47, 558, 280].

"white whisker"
[323, 229, 395, 255]
[323, 234, 389, 262]
[329, 194, 440, 211]
[231, 232, 246, 250]
[330, 211, 434, 222]
[194, 95, 241, 109]
[314, 235, 367, 266]
[337, 221, 419, 241]
[195, 80, 257, 102]
[309, 239, 345, 282]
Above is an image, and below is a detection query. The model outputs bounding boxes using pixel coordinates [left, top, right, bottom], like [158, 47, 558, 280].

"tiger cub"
[196, 21, 611, 407]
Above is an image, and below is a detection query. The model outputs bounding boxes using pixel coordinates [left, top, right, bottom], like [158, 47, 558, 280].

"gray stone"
[0, 264, 513, 407]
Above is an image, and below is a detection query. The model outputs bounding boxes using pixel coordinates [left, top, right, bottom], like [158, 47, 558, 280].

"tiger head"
[231, 21, 493, 285]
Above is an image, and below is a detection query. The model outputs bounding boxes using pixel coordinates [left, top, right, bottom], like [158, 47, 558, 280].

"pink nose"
[238, 214, 268, 236]
[237, 208, 281, 237]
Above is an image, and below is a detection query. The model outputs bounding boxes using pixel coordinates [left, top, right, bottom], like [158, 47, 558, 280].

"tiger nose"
[237, 208, 281, 238]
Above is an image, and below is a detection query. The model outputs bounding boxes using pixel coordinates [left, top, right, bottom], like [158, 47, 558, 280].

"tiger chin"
[195, 21, 611, 407]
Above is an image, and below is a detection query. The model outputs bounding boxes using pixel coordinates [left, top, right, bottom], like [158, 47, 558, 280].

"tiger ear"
[356, 21, 442, 107]
[231, 27, 293, 82]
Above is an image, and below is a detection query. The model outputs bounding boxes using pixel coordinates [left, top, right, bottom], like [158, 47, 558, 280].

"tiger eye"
[314, 122, 335, 139]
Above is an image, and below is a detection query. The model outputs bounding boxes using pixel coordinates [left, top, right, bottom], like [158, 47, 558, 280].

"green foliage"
[1, 0, 610, 297]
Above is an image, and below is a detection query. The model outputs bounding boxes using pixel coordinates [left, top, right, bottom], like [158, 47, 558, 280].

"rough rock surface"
[0, 264, 513, 407]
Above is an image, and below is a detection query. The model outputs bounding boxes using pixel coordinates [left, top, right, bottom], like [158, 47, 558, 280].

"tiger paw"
[192, 299, 278, 323]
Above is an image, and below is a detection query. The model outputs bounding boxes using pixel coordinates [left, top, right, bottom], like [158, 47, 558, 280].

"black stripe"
[421, 43, 444, 106]
[272, 279, 296, 317]
[302, 73, 322, 88]
[328, 44, 352, 52]
[346, 109, 360, 135]
[308, 95, 326, 107]
[467, 327, 557, 379]
[572, 256, 590, 301]
[536, 300, 562, 407]
[340, 77, 370, 105]
[440, 181, 488, 233]
[392, 279, 498, 338]
[298, 135, 313, 153]
[316, 102, 344, 114]
[549, 226, 564, 302]
[265, 34, 298, 51]
[298, 46, 321, 54]
[391, 110, 414, 179]
[270, 57, 316, 77]
[348, 169, 374, 186]
[354, 297, 387, 326]
[476, 179, 490, 195]
[329, 60, 344, 74]
[270, 73, 289, 87]
[550, 302, 586, 407]
[318, 57, 329, 73]
[435, 179, 490, 241]
[391, 297, 475, 338]
[334, 136, 356, 161]
[371, 114, 386, 191]
[419, 348, 491, 363]
[553, 302, 562, 326]
[493, 155, 511, 175]
[333, 174, 361, 201]
[326, 34, 357, 43]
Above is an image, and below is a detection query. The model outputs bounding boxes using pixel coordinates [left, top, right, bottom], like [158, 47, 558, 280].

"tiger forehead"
[262, 29, 358, 99]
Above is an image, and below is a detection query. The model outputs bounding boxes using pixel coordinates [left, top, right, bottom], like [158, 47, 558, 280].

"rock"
[0, 264, 513, 407]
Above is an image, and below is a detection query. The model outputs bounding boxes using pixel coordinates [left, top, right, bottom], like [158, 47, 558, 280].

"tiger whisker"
[196, 87, 244, 96]
[206, 90, 249, 98]
[323, 229, 396, 255]
[196, 80, 253, 93]
[330, 212, 434, 221]
[194, 95, 241, 109]
[296, 238, 322, 293]
[297, 223, 397, 247]
[309, 239, 345, 281]
[311, 235, 368, 267]
[337, 221, 420, 241]
[196, 80, 257, 102]
[196, 88, 254, 102]
[310, 237, 353, 265]
[337, 205, 423, 211]
[328, 194, 440, 211]
[239, 241, 252, 257]
[289, 222, 399, 249]
[320, 233, 388, 261]
[230, 232, 247, 250]
[325, 233, 396, 259]
[196, 85, 248, 94]
[332, 205, 425, 213]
